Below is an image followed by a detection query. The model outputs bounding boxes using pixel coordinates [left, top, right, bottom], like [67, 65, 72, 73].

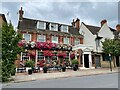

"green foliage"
[2, 22, 22, 82]
[25, 60, 34, 68]
[102, 38, 120, 56]
[71, 59, 79, 65]
[11, 64, 16, 76]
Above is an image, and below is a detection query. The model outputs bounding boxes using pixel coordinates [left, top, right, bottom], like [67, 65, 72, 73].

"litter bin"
[28, 69, 32, 75]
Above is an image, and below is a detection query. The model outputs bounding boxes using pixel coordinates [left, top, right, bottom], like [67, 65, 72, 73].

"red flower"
[43, 51, 53, 57]
[58, 53, 67, 58]
[18, 40, 26, 47]
[70, 53, 75, 59]
[36, 42, 44, 49]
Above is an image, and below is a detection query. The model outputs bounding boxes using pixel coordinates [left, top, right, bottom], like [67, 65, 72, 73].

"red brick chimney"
[116, 24, 120, 31]
[101, 19, 107, 27]
[75, 18, 80, 29]
[19, 7, 24, 21]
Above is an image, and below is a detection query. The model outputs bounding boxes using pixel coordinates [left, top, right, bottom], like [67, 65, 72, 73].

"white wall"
[79, 23, 96, 51]
[98, 23, 114, 52]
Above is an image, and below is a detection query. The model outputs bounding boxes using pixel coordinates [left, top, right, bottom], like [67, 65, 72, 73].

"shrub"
[25, 60, 34, 68]
[71, 59, 79, 65]
[11, 65, 16, 76]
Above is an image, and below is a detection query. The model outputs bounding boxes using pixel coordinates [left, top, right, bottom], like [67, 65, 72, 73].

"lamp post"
[109, 54, 112, 72]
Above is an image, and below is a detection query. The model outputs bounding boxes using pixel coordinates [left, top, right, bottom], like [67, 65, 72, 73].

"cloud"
[1, 2, 118, 29]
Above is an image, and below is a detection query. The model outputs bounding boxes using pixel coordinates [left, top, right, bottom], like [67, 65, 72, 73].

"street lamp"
[109, 54, 112, 72]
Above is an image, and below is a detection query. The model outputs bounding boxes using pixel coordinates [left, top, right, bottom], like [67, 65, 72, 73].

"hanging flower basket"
[30, 41, 36, 48]
[18, 40, 26, 47]
[43, 42, 53, 49]
[70, 53, 75, 59]
[43, 51, 53, 57]
[36, 42, 44, 49]
[58, 53, 67, 58]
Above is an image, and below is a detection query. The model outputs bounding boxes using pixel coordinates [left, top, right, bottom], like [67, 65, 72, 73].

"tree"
[102, 38, 120, 56]
[2, 22, 22, 82]
[102, 38, 120, 67]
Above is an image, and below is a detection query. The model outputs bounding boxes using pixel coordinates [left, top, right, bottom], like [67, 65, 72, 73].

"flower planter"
[73, 66, 77, 71]
[43, 66, 48, 73]
[62, 66, 66, 72]
[28, 69, 32, 75]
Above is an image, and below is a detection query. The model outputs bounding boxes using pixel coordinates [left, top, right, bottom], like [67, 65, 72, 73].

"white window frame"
[21, 52, 30, 61]
[61, 25, 68, 33]
[74, 38, 80, 45]
[37, 51, 44, 61]
[23, 33, 31, 41]
[63, 37, 69, 44]
[37, 35, 46, 42]
[52, 36, 58, 43]
[50, 23, 58, 31]
[37, 21, 46, 30]
[96, 39, 100, 47]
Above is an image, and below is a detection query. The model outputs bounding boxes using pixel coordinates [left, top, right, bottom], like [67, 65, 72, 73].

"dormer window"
[50, 23, 58, 31]
[37, 21, 46, 30]
[61, 25, 68, 33]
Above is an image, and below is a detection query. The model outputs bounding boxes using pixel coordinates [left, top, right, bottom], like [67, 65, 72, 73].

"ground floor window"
[45, 56, 51, 64]
[37, 52, 44, 61]
[21, 52, 30, 61]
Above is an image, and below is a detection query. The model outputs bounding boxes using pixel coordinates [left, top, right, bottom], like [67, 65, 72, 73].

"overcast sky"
[0, 1, 119, 29]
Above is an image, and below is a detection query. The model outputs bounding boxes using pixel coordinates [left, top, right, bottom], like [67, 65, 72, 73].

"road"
[2, 73, 118, 88]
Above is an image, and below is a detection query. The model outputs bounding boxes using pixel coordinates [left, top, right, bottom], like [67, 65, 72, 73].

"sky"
[0, 0, 119, 29]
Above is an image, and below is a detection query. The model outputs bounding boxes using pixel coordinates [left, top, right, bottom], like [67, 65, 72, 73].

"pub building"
[16, 7, 83, 68]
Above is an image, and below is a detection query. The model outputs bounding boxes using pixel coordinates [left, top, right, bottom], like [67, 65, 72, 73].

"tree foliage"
[2, 22, 22, 82]
[102, 38, 120, 56]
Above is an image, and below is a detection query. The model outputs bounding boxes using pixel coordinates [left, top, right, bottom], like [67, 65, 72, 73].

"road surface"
[2, 73, 118, 88]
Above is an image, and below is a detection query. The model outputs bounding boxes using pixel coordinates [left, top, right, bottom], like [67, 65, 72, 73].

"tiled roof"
[18, 18, 83, 37]
[82, 22, 116, 35]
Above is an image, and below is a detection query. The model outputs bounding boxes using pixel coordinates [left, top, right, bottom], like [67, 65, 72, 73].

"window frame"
[37, 21, 46, 30]
[61, 25, 68, 33]
[23, 33, 31, 41]
[37, 34, 46, 42]
[50, 23, 58, 31]
[74, 38, 80, 45]
[37, 51, 44, 61]
[52, 36, 58, 43]
[21, 52, 30, 61]
[63, 37, 69, 44]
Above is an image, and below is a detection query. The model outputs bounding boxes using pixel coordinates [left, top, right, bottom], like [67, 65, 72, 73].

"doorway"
[116, 56, 120, 67]
[95, 55, 101, 68]
[84, 54, 89, 68]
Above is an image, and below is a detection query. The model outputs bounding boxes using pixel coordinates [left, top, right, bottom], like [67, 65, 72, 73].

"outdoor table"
[17, 67, 26, 73]
[33, 67, 40, 73]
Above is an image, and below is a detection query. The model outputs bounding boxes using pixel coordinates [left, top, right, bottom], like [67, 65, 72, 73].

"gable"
[98, 23, 114, 39]
[83, 48, 92, 52]
[80, 23, 95, 36]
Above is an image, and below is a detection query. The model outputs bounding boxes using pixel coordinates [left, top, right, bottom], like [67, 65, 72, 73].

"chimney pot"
[116, 24, 120, 31]
[19, 7, 24, 21]
[72, 19, 75, 27]
[101, 19, 107, 27]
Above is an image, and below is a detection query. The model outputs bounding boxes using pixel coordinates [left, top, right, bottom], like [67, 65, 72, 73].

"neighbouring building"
[114, 24, 120, 67]
[0, 14, 7, 60]
[16, 7, 83, 68]
[73, 19, 118, 69]
[0, 14, 7, 28]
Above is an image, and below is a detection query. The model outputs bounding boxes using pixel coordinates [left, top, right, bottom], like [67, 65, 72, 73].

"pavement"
[11, 67, 118, 83]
